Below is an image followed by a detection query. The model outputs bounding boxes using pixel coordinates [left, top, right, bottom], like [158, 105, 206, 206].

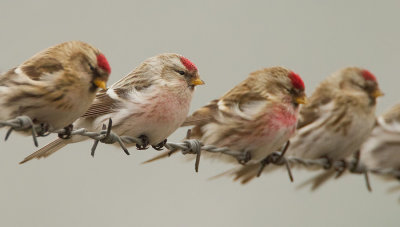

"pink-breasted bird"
[0, 41, 110, 134]
[231, 67, 383, 185]
[20, 53, 204, 163]
[146, 67, 306, 169]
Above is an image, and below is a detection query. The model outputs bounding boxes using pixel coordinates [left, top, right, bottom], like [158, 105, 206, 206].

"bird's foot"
[334, 159, 347, 178]
[37, 123, 51, 137]
[256, 141, 290, 176]
[322, 155, 333, 169]
[152, 139, 167, 151]
[257, 156, 271, 177]
[237, 151, 251, 165]
[58, 124, 73, 139]
[136, 135, 150, 150]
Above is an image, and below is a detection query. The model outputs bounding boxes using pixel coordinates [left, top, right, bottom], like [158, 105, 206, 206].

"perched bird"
[146, 67, 306, 168]
[359, 103, 400, 180]
[20, 53, 204, 163]
[0, 41, 110, 134]
[232, 67, 383, 185]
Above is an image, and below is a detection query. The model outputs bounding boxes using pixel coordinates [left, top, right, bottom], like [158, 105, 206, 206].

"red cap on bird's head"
[97, 54, 111, 74]
[361, 70, 377, 82]
[288, 71, 305, 90]
[180, 56, 198, 71]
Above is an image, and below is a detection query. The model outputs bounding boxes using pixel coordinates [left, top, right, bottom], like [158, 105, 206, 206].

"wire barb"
[1, 115, 400, 188]
[256, 141, 293, 182]
[90, 119, 130, 157]
[1, 116, 40, 147]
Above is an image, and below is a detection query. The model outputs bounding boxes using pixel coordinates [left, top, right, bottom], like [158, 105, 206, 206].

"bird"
[359, 103, 400, 180]
[145, 66, 306, 169]
[231, 67, 383, 185]
[20, 53, 204, 163]
[0, 41, 111, 136]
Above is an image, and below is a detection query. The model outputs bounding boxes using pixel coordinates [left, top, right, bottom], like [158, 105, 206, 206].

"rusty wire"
[1, 116, 399, 190]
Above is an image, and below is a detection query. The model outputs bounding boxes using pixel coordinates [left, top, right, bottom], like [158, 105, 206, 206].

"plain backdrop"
[0, 0, 399, 226]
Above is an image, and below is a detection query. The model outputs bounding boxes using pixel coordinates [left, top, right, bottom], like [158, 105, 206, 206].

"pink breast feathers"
[271, 105, 298, 131]
[248, 106, 298, 145]
[148, 92, 190, 122]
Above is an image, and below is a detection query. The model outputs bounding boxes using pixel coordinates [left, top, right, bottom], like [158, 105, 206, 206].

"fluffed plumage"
[0, 41, 110, 132]
[20, 53, 204, 163]
[232, 67, 383, 185]
[146, 67, 306, 168]
[359, 103, 400, 179]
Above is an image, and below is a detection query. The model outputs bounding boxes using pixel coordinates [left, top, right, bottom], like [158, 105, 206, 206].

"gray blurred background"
[0, 0, 399, 226]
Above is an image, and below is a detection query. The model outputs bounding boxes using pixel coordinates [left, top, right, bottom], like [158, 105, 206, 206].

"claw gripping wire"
[1, 116, 400, 190]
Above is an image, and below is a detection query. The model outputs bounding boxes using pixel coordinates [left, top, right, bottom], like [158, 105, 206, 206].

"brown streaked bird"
[20, 53, 204, 163]
[146, 67, 306, 169]
[359, 103, 400, 180]
[0, 41, 110, 134]
[232, 67, 383, 185]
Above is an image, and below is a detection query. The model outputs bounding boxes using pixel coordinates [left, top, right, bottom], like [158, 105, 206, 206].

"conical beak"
[295, 95, 307, 105]
[372, 89, 384, 98]
[190, 77, 205, 86]
[93, 78, 107, 90]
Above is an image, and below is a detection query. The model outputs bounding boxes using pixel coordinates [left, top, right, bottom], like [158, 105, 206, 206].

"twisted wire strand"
[1, 116, 400, 184]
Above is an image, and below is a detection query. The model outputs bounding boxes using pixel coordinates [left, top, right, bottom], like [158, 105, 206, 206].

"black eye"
[177, 70, 185, 75]
[89, 64, 95, 71]
[286, 88, 296, 95]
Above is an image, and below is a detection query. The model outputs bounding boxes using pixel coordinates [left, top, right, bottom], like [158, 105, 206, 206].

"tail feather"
[387, 184, 400, 193]
[233, 164, 260, 184]
[142, 150, 176, 164]
[20, 138, 68, 164]
[233, 164, 284, 184]
[208, 168, 237, 181]
[297, 170, 336, 191]
[209, 164, 261, 184]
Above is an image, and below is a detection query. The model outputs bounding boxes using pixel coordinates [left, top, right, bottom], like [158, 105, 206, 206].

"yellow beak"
[372, 89, 384, 98]
[295, 95, 307, 105]
[190, 77, 205, 86]
[93, 78, 107, 90]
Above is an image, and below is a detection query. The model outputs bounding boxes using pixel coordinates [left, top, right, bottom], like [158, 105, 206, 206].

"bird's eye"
[89, 64, 95, 71]
[286, 88, 296, 95]
[177, 70, 185, 75]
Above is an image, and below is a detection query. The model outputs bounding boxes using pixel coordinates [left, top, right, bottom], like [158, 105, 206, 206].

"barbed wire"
[1, 116, 399, 191]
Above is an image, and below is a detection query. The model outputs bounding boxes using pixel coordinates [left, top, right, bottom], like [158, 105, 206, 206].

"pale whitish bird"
[232, 67, 384, 185]
[146, 67, 306, 167]
[20, 53, 204, 163]
[359, 103, 400, 180]
[0, 41, 110, 134]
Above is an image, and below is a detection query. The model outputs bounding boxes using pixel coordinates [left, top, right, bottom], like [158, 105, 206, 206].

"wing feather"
[81, 68, 152, 118]
[20, 57, 64, 81]
[181, 99, 219, 126]
[81, 89, 122, 118]
[297, 88, 333, 129]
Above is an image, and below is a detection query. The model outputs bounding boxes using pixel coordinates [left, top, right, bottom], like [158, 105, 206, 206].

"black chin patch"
[90, 82, 98, 93]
